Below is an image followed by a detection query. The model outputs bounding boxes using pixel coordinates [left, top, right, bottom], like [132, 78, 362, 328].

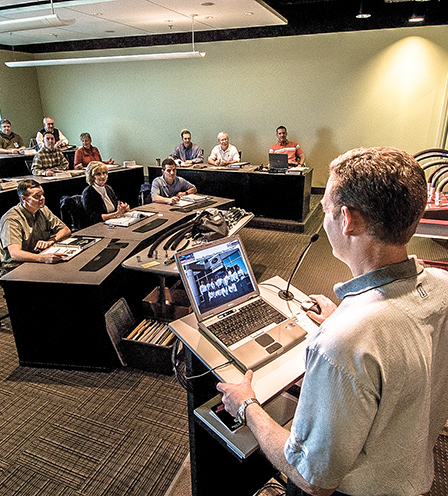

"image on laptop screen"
[176, 237, 257, 316]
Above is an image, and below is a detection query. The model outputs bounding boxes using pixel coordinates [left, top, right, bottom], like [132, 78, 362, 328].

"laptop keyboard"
[208, 299, 286, 347]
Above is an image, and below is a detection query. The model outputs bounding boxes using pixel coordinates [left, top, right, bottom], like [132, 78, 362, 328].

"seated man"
[31, 132, 69, 176]
[151, 158, 196, 205]
[170, 129, 203, 165]
[269, 126, 305, 166]
[0, 119, 26, 154]
[0, 179, 71, 265]
[36, 117, 68, 150]
[208, 132, 240, 166]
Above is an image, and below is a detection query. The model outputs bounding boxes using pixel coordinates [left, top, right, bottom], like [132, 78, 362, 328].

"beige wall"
[0, 50, 43, 146]
[2, 25, 448, 187]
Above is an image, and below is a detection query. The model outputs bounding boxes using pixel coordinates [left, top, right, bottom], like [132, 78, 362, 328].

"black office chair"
[60, 195, 88, 231]
[139, 183, 151, 205]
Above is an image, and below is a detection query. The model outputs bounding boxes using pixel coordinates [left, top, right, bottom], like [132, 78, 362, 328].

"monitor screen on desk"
[176, 236, 258, 319]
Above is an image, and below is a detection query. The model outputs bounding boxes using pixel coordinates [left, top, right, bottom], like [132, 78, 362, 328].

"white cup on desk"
[123, 160, 136, 168]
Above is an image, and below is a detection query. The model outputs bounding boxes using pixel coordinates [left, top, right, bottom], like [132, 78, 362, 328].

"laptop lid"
[269, 153, 288, 170]
[175, 235, 259, 323]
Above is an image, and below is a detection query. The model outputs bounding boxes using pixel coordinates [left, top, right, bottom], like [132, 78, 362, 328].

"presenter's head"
[161, 158, 177, 185]
[322, 146, 427, 265]
[86, 161, 109, 187]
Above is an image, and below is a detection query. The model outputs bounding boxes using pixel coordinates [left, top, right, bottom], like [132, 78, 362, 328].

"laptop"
[175, 235, 307, 371]
[269, 153, 289, 173]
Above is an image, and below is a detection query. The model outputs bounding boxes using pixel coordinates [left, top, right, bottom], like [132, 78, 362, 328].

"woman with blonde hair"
[81, 161, 129, 225]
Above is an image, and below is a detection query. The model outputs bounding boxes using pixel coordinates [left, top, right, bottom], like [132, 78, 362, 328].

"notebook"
[175, 235, 307, 371]
[269, 153, 289, 173]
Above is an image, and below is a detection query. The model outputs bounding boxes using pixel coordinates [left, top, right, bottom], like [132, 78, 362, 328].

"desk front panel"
[146, 165, 312, 221]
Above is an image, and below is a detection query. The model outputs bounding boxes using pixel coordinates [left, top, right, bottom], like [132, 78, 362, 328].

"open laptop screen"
[176, 236, 259, 321]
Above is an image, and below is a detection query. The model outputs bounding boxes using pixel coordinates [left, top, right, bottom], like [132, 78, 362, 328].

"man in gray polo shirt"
[217, 146, 448, 496]
[151, 157, 196, 205]
[0, 179, 70, 266]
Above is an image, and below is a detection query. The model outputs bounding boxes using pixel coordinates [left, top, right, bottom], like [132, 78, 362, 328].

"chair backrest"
[139, 183, 151, 205]
[60, 195, 88, 231]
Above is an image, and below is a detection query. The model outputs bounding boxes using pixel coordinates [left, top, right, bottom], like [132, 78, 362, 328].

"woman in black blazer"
[82, 161, 130, 225]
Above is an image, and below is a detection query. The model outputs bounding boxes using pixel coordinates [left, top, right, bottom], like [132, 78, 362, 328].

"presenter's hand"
[306, 294, 337, 324]
[217, 370, 256, 418]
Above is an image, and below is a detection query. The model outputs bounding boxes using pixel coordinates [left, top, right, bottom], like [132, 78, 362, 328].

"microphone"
[278, 233, 319, 301]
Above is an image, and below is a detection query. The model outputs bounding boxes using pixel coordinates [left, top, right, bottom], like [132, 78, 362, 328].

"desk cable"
[171, 338, 233, 390]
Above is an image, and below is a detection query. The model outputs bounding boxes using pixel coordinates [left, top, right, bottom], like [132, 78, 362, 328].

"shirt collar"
[334, 256, 423, 300]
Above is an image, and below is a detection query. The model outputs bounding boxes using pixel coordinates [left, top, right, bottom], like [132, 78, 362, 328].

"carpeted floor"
[0, 296, 189, 496]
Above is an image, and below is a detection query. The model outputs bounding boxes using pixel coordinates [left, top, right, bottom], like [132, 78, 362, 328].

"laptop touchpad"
[255, 334, 275, 347]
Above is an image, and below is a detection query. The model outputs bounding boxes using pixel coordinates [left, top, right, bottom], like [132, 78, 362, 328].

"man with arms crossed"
[218, 146, 448, 496]
[32, 132, 69, 176]
[0, 179, 71, 265]
[208, 132, 240, 166]
[171, 129, 203, 165]
[151, 158, 197, 205]
[269, 126, 305, 166]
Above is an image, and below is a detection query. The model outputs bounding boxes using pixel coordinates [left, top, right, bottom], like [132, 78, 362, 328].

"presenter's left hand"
[217, 370, 255, 418]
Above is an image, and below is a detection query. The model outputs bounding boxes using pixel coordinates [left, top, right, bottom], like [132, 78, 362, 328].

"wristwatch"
[236, 397, 260, 424]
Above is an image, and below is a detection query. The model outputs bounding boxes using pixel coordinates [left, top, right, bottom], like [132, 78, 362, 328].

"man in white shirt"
[208, 132, 240, 166]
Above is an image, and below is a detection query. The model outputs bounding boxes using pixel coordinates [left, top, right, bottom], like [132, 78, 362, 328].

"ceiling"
[0, 0, 447, 53]
[0, 0, 286, 47]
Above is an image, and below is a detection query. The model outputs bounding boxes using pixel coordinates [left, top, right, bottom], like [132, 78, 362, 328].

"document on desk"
[105, 211, 156, 227]
[176, 194, 209, 207]
[41, 236, 102, 260]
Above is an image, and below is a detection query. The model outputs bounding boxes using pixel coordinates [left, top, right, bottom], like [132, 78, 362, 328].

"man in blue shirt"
[217, 146, 448, 496]
[151, 158, 197, 205]
[170, 129, 203, 165]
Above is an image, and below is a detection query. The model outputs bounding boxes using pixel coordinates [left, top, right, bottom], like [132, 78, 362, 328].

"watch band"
[236, 397, 260, 424]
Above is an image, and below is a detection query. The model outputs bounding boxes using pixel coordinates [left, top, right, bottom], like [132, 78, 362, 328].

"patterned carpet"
[0, 300, 189, 496]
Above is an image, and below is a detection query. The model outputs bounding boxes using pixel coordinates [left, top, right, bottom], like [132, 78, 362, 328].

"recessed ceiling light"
[93, 12, 103, 16]
[105, 30, 115, 33]
[201, 2, 214, 6]
[244, 12, 254, 16]
[204, 16, 213, 20]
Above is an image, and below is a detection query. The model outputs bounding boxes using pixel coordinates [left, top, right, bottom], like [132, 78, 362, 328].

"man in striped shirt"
[269, 126, 305, 166]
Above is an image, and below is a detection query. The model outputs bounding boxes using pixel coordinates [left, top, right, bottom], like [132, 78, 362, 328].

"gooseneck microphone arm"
[278, 233, 319, 301]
